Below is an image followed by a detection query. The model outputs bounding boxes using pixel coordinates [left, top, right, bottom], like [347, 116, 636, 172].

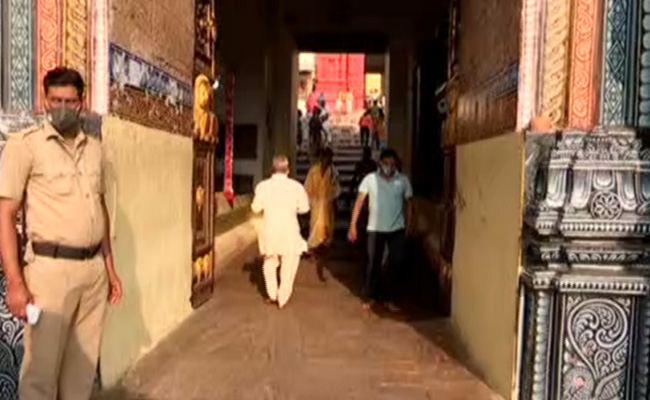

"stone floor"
[97, 238, 500, 400]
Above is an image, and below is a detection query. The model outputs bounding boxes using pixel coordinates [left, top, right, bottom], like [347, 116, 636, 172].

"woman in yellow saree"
[304, 148, 340, 250]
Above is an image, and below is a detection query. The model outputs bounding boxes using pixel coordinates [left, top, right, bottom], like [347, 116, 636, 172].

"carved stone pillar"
[567, 0, 603, 130]
[600, 0, 640, 126]
[637, 0, 650, 128]
[519, 129, 650, 399]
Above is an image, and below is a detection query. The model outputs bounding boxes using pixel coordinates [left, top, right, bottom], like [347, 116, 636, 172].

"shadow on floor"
[317, 231, 470, 366]
[318, 230, 446, 321]
[242, 257, 267, 301]
[239, 227, 470, 370]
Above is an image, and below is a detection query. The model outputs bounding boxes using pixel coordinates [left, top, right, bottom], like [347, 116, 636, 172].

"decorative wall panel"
[91, 0, 109, 114]
[637, 0, 650, 127]
[9, 0, 34, 111]
[455, 63, 519, 145]
[109, 44, 193, 107]
[600, 0, 639, 126]
[62, 0, 89, 93]
[194, 0, 217, 79]
[519, 129, 650, 399]
[36, 0, 62, 111]
[191, 0, 218, 308]
[0, 113, 37, 400]
[517, 0, 542, 131]
[540, 0, 571, 128]
[109, 85, 192, 136]
[567, 0, 602, 130]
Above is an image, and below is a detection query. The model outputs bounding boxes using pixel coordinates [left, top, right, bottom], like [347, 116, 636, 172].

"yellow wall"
[99, 117, 193, 386]
[451, 132, 523, 398]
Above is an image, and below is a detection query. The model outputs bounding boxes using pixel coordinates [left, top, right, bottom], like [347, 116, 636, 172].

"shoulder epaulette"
[8, 124, 41, 140]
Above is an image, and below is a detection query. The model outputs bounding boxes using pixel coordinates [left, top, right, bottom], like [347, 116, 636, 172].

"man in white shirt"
[251, 155, 310, 308]
[348, 149, 413, 309]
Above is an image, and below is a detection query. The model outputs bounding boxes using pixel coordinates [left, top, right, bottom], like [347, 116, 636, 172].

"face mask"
[380, 165, 395, 177]
[47, 107, 80, 134]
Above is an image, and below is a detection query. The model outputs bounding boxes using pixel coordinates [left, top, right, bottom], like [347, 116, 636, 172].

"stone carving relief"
[540, 0, 570, 128]
[193, 75, 218, 143]
[600, 0, 638, 127]
[8, 0, 34, 111]
[529, 130, 650, 246]
[517, 0, 541, 131]
[63, 0, 89, 87]
[560, 296, 630, 400]
[520, 128, 650, 400]
[567, 0, 601, 130]
[36, 0, 62, 111]
[638, 0, 650, 128]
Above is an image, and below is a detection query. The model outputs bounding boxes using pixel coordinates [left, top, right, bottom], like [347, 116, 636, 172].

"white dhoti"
[251, 173, 310, 308]
[263, 254, 301, 307]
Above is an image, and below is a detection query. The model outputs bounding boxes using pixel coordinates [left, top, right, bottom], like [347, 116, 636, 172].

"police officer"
[0, 67, 123, 400]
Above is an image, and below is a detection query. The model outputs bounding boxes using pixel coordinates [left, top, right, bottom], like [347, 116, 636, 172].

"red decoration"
[224, 72, 235, 206]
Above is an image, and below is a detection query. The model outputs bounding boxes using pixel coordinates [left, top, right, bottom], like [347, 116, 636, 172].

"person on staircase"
[304, 148, 340, 253]
[251, 155, 310, 309]
[359, 109, 374, 149]
[348, 148, 413, 311]
[375, 109, 388, 150]
[309, 107, 324, 158]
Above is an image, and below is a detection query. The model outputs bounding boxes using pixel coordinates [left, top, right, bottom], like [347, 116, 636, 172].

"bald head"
[272, 155, 289, 174]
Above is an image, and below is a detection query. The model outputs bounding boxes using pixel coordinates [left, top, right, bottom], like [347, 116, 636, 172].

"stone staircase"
[296, 127, 363, 231]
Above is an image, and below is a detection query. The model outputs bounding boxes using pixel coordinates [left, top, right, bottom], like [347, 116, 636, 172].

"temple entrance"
[290, 36, 454, 322]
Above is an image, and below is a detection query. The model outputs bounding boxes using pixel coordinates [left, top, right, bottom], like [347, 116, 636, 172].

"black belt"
[32, 242, 101, 260]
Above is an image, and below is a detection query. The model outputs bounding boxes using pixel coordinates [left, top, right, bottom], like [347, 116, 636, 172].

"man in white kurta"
[251, 156, 310, 308]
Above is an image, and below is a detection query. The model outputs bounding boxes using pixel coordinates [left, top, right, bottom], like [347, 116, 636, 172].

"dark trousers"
[363, 229, 406, 302]
[360, 127, 370, 148]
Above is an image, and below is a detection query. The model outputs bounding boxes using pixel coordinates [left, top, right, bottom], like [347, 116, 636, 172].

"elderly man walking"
[252, 155, 310, 308]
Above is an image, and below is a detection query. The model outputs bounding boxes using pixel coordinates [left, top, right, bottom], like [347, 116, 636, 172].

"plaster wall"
[451, 132, 523, 399]
[99, 116, 193, 386]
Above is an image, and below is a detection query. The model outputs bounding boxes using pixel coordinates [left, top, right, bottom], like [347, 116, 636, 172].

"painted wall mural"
[109, 44, 193, 107]
[109, 85, 193, 136]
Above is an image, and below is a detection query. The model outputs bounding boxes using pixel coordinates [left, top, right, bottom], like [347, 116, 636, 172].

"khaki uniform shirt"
[0, 122, 106, 252]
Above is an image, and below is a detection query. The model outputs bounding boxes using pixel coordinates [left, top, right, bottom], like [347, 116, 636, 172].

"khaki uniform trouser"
[19, 255, 108, 400]
[263, 254, 300, 307]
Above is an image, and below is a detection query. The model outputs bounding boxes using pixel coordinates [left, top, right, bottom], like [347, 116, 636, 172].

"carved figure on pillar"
[193, 74, 218, 144]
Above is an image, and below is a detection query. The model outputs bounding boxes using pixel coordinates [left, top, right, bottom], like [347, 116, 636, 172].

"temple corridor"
[95, 237, 499, 400]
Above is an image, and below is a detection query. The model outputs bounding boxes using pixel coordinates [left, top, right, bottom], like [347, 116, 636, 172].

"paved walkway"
[98, 240, 500, 400]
